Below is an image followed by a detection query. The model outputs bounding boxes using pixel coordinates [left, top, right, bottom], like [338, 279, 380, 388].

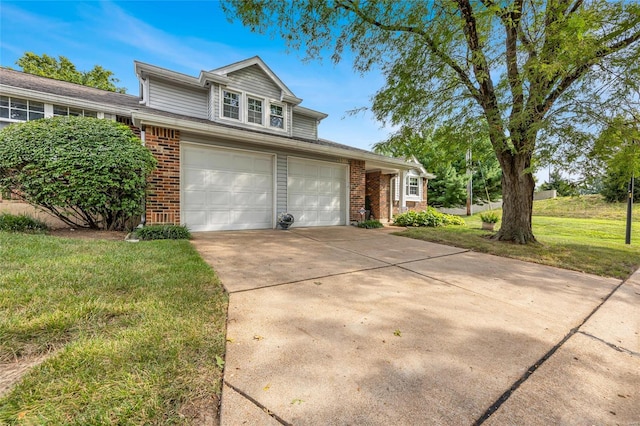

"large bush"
[0, 117, 156, 230]
[393, 207, 465, 227]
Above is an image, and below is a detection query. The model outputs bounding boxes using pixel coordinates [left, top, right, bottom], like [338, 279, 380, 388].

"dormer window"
[218, 87, 287, 132]
[247, 97, 263, 125]
[223, 90, 240, 120]
[270, 104, 284, 129]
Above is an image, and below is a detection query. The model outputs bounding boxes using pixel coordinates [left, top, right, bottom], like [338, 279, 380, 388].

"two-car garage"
[181, 143, 347, 232]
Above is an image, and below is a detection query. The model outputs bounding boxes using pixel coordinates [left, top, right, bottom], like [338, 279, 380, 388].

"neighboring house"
[0, 57, 434, 231]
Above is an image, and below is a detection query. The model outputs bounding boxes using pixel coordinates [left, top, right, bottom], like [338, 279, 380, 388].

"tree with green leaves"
[373, 128, 502, 207]
[592, 115, 640, 202]
[223, 0, 640, 243]
[16, 52, 126, 93]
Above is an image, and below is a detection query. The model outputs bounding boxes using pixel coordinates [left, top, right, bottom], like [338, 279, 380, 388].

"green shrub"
[0, 117, 156, 231]
[479, 211, 500, 223]
[393, 207, 465, 227]
[357, 219, 384, 229]
[0, 213, 49, 233]
[133, 224, 191, 240]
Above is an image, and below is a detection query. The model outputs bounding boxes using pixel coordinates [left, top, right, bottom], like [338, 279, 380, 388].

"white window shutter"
[394, 176, 400, 201]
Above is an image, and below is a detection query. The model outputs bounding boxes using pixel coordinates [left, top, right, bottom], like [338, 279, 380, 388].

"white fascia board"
[282, 93, 303, 105]
[0, 85, 134, 116]
[198, 71, 230, 86]
[293, 105, 328, 120]
[131, 111, 415, 169]
[134, 61, 202, 88]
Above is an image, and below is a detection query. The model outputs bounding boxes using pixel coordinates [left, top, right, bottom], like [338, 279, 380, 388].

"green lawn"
[0, 233, 227, 425]
[396, 196, 640, 279]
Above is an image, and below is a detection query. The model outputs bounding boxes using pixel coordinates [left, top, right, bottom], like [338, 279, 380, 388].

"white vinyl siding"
[182, 144, 274, 231]
[148, 78, 208, 119]
[292, 112, 317, 140]
[226, 65, 281, 100]
[287, 158, 347, 227]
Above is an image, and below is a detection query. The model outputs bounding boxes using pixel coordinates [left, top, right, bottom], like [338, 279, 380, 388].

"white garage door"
[182, 144, 274, 231]
[288, 158, 347, 227]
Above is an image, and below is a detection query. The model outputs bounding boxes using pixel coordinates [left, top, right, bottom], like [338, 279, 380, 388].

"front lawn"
[0, 232, 227, 424]
[395, 197, 640, 279]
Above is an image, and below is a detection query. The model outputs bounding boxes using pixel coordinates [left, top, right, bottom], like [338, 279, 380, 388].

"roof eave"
[131, 110, 416, 169]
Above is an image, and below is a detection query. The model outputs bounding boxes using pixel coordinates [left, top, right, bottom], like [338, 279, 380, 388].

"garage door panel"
[182, 145, 274, 231]
[287, 158, 346, 227]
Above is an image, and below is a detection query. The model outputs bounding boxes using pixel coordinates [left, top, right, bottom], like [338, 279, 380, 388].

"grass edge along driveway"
[396, 197, 640, 280]
[0, 232, 228, 425]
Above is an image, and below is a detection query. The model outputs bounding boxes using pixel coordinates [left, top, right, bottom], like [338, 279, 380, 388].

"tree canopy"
[16, 52, 126, 93]
[223, 0, 640, 243]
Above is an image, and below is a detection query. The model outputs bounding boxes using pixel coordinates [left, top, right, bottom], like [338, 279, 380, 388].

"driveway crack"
[224, 381, 291, 425]
[472, 275, 629, 425]
[577, 331, 640, 358]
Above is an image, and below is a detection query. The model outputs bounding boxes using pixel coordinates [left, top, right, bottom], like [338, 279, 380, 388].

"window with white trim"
[53, 105, 97, 117]
[222, 90, 240, 120]
[406, 176, 419, 196]
[269, 103, 284, 129]
[0, 96, 44, 121]
[247, 97, 263, 124]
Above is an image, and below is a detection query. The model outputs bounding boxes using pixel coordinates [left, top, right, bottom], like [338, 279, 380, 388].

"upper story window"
[53, 105, 97, 118]
[0, 96, 44, 121]
[270, 104, 284, 129]
[223, 90, 240, 120]
[247, 97, 263, 125]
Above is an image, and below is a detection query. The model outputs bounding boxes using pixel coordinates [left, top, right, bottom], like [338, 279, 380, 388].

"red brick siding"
[349, 159, 366, 222]
[365, 171, 390, 220]
[145, 126, 180, 225]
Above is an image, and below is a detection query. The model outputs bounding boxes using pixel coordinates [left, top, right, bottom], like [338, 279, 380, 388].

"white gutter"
[131, 110, 418, 170]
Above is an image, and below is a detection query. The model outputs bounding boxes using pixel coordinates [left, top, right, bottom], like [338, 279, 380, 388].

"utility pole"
[466, 148, 472, 216]
[626, 173, 634, 244]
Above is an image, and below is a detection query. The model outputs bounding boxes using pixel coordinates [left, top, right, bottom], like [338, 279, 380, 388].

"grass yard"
[0, 233, 227, 425]
[396, 195, 640, 279]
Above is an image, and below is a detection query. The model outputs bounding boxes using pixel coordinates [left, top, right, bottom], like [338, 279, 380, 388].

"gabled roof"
[209, 56, 301, 104]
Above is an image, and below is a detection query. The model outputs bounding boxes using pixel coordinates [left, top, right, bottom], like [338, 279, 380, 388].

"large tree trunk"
[495, 151, 536, 244]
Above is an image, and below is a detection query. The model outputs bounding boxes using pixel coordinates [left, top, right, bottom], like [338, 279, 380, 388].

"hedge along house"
[0, 57, 434, 231]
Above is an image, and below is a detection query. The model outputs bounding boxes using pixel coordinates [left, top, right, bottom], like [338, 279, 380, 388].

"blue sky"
[0, 0, 393, 151]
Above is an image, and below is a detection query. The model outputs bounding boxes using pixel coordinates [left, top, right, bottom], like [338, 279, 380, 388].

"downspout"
[138, 127, 147, 228]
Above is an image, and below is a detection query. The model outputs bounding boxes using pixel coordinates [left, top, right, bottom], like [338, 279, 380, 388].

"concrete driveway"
[192, 226, 640, 425]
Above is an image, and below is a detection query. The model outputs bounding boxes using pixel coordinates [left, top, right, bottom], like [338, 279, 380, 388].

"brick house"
[0, 57, 433, 231]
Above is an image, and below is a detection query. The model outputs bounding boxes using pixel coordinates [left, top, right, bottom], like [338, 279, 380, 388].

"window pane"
[270, 116, 284, 128]
[10, 98, 27, 110]
[69, 108, 83, 116]
[11, 109, 27, 120]
[29, 111, 45, 120]
[247, 98, 262, 124]
[0, 107, 9, 118]
[270, 104, 284, 128]
[53, 105, 68, 116]
[0, 96, 9, 107]
[29, 101, 44, 112]
[223, 91, 240, 119]
[84, 110, 97, 118]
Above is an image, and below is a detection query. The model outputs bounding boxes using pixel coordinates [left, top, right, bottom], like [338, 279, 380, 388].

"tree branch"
[540, 29, 640, 117]
[334, 0, 481, 101]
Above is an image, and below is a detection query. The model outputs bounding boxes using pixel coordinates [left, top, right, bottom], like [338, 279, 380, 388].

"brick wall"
[365, 171, 390, 220]
[145, 126, 180, 225]
[349, 159, 366, 222]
